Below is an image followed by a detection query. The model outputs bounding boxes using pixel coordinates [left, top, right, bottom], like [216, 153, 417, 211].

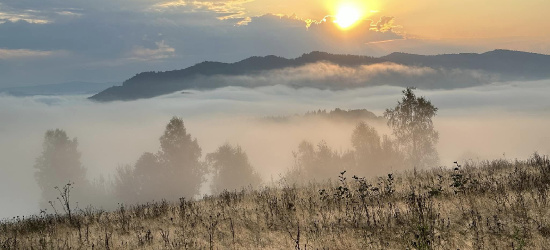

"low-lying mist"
[1, 80, 549, 219]
[194, 62, 499, 90]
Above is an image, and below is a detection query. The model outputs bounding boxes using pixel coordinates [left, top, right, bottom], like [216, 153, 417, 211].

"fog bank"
[1, 80, 549, 218]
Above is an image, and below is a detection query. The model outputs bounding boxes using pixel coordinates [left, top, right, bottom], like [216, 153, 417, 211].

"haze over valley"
[1, 78, 549, 218]
[2, 0, 550, 248]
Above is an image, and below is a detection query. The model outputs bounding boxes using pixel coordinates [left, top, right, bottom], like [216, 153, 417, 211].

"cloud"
[55, 10, 82, 17]
[0, 0, 408, 88]
[0, 9, 406, 87]
[212, 14, 404, 58]
[6, 0, 527, 90]
[371, 16, 398, 32]
[193, 62, 434, 89]
[0, 48, 63, 59]
[153, 0, 254, 20]
[128, 41, 176, 61]
[0, 6, 50, 24]
[154, 0, 189, 8]
[167, 61, 500, 91]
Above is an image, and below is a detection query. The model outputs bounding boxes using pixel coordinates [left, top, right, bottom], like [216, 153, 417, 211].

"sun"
[334, 5, 362, 29]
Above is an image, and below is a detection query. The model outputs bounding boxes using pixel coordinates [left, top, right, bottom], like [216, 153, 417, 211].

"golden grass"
[2, 153, 550, 249]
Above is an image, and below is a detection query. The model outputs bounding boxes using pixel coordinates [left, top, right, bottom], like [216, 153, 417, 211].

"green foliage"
[384, 87, 439, 168]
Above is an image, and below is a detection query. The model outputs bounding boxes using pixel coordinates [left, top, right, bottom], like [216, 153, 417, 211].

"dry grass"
[2, 153, 550, 249]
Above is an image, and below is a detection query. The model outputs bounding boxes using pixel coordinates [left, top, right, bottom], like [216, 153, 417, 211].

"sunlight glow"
[334, 4, 362, 29]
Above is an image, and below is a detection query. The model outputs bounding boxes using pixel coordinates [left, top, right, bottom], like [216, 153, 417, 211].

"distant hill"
[90, 50, 550, 102]
[381, 49, 550, 78]
[262, 108, 385, 124]
[1, 82, 119, 97]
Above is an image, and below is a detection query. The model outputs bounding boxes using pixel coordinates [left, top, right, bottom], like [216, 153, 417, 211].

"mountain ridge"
[90, 50, 550, 102]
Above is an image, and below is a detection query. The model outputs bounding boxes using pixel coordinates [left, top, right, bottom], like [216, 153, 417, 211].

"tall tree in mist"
[206, 144, 262, 194]
[115, 117, 205, 203]
[34, 129, 88, 208]
[384, 87, 439, 168]
[158, 117, 204, 199]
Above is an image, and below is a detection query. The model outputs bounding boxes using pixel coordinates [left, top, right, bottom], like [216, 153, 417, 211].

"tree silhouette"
[351, 122, 382, 174]
[114, 164, 138, 203]
[158, 117, 205, 199]
[206, 144, 262, 194]
[352, 122, 381, 156]
[384, 87, 439, 168]
[287, 141, 352, 183]
[34, 129, 88, 208]
[349, 122, 406, 176]
[114, 117, 205, 203]
[114, 152, 161, 203]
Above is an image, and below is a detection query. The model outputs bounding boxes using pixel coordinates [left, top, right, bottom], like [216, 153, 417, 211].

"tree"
[114, 117, 205, 203]
[34, 129, 88, 208]
[114, 164, 138, 203]
[384, 87, 439, 168]
[157, 117, 205, 199]
[350, 122, 405, 176]
[206, 144, 262, 194]
[351, 122, 382, 175]
[379, 134, 405, 171]
[352, 122, 382, 158]
[286, 141, 352, 183]
[114, 152, 161, 203]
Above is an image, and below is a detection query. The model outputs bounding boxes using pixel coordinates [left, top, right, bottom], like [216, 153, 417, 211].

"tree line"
[33, 87, 438, 211]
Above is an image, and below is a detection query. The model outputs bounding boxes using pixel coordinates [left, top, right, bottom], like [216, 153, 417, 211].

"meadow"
[2, 153, 549, 249]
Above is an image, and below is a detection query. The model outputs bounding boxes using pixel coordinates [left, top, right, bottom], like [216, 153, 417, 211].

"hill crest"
[90, 50, 550, 102]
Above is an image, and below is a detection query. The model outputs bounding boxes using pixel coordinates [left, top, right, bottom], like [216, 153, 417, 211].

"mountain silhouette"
[381, 50, 550, 77]
[90, 50, 550, 102]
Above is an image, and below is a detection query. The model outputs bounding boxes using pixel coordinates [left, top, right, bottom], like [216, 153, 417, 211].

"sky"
[1, 0, 549, 87]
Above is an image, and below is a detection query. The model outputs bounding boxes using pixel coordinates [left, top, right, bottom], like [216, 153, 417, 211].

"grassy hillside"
[2, 153, 549, 249]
